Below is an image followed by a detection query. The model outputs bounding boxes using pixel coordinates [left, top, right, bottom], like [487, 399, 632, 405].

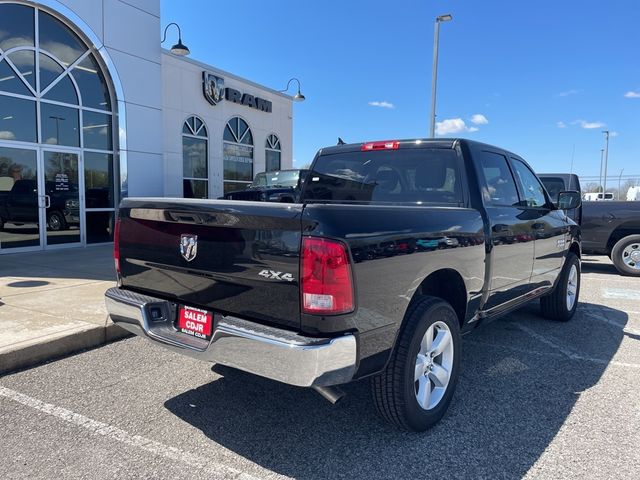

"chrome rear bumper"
[105, 287, 357, 387]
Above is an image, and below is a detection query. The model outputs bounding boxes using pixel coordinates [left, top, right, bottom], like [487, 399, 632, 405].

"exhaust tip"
[313, 386, 346, 404]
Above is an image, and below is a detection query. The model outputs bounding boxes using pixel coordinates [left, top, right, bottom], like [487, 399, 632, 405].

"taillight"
[301, 237, 354, 315]
[361, 140, 400, 151]
[114, 216, 121, 274]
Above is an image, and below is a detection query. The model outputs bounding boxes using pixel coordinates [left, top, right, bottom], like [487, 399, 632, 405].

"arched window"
[223, 117, 253, 194]
[182, 116, 208, 199]
[265, 134, 281, 172]
[0, 3, 117, 247]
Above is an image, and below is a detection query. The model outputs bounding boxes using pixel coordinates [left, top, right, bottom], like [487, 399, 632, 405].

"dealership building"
[0, 0, 295, 253]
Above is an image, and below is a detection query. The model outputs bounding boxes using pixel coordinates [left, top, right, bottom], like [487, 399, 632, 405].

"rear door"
[118, 199, 303, 330]
[510, 158, 567, 287]
[475, 148, 535, 310]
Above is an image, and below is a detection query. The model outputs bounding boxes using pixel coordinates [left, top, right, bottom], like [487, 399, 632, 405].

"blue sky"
[160, 0, 640, 180]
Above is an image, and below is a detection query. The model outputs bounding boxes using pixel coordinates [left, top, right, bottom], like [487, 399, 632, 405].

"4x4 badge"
[180, 234, 198, 262]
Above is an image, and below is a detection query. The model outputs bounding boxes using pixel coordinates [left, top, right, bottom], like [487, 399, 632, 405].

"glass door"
[42, 150, 82, 247]
[0, 145, 40, 251]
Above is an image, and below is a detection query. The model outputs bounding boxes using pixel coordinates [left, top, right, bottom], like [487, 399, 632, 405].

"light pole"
[618, 168, 624, 200]
[49, 115, 65, 144]
[599, 148, 604, 192]
[602, 130, 610, 193]
[429, 14, 453, 138]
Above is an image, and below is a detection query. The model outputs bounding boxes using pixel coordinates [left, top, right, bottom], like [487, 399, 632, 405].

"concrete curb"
[0, 320, 132, 375]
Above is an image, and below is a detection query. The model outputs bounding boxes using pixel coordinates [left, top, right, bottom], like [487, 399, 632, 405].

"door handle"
[44, 195, 51, 209]
[493, 224, 509, 233]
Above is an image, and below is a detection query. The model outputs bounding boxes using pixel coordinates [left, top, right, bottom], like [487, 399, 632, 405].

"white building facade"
[0, 0, 293, 254]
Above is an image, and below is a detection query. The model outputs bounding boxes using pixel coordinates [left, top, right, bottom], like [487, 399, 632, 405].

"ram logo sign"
[202, 70, 272, 113]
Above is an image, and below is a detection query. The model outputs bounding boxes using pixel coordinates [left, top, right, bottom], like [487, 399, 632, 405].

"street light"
[49, 115, 65, 144]
[429, 14, 453, 138]
[279, 78, 306, 102]
[161, 22, 190, 56]
[618, 168, 625, 200]
[599, 148, 604, 191]
[602, 130, 610, 193]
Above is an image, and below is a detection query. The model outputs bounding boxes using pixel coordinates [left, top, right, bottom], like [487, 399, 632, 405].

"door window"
[511, 159, 548, 208]
[477, 151, 520, 207]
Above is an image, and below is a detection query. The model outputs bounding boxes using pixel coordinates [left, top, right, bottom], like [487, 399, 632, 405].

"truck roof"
[316, 138, 516, 157]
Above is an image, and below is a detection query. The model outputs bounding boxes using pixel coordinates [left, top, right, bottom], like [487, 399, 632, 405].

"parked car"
[583, 192, 614, 201]
[0, 179, 79, 231]
[222, 169, 308, 202]
[106, 138, 581, 432]
[540, 173, 640, 276]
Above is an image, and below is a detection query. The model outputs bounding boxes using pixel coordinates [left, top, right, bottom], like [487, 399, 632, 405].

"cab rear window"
[302, 149, 463, 205]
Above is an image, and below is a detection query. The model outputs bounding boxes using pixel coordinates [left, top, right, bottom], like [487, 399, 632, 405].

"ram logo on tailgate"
[180, 234, 198, 262]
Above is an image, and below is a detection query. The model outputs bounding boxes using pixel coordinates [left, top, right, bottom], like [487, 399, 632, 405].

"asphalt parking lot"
[1, 255, 638, 480]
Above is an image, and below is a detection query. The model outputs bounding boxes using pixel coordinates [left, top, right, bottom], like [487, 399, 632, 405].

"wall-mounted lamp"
[279, 78, 306, 102]
[162, 22, 190, 56]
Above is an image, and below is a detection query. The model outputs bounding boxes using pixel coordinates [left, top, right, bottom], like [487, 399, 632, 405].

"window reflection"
[38, 11, 85, 67]
[7, 50, 36, 90]
[83, 111, 112, 150]
[0, 95, 37, 142]
[41, 102, 79, 146]
[73, 55, 111, 110]
[43, 73, 78, 104]
[0, 4, 34, 51]
[0, 60, 31, 96]
[84, 152, 114, 208]
[39, 53, 65, 91]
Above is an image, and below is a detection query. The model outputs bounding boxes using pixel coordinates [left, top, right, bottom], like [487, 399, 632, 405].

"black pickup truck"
[539, 174, 640, 277]
[221, 169, 308, 202]
[106, 139, 581, 431]
[0, 179, 79, 231]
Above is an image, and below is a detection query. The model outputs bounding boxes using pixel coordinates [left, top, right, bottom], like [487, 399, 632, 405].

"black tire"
[610, 235, 640, 277]
[540, 252, 580, 321]
[371, 296, 461, 432]
[0, 215, 4, 230]
[47, 211, 67, 231]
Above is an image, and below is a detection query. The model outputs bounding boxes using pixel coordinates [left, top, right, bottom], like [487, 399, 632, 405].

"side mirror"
[557, 191, 581, 210]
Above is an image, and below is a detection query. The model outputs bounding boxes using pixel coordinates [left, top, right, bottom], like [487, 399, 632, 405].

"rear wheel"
[47, 211, 67, 231]
[371, 296, 461, 431]
[540, 252, 580, 321]
[611, 235, 640, 277]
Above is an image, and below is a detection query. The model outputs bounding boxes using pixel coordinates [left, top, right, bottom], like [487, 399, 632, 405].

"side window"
[477, 151, 520, 207]
[511, 159, 547, 208]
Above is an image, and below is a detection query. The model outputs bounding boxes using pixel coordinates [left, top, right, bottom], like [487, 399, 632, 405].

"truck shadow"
[164, 302, 626, 479]
[581, 258, 619, 276]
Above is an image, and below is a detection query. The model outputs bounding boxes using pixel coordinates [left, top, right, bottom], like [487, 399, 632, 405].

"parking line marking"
[603, 288, 640, 300]
[582, 310, 640, 336]
[512, 324, 640, 369]
[0, 386, 264, 480]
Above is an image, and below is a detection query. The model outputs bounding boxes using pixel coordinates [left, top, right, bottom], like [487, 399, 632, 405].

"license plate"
[177, 306, 213, 340]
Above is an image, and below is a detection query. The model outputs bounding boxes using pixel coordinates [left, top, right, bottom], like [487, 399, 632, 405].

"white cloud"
[574, 119, 606, 129]
[0, 131, 16, 140]
[470, 114, 488, 125]
[557, 121, 566, 128]
[368, 101, 395, 109]
[557, 89, 581, 97]
[435, 118, 480, 136]
[624, 91, 640, 98]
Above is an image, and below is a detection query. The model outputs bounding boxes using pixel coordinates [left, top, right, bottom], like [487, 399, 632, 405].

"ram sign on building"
[0, 0, 294, 253]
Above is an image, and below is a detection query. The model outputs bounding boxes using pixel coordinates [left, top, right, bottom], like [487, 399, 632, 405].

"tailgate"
[118, 198, 303, 330]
